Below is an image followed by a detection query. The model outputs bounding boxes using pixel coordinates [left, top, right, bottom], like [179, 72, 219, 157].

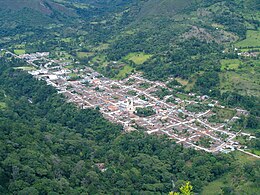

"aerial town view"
[1, 1, 260, 194]
[6, 50, 258, 157]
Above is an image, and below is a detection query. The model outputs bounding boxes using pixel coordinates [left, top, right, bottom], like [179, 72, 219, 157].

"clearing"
[14, 66, 36, 71]
[209, 107, 236, 123]
[219, 67, 260, 96]
[220, 59, 242, 71]
[76, 52, 94, 58]
[14, 49, 26, 55]
[114, 65, 134, 80]
[235, 29, 260, 48]
[124, 52, 152, 65]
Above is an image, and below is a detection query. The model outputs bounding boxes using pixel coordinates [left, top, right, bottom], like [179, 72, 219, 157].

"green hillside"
[0, 0, 75, 15]
[0, 0, 260, 194]
[0, 56, 259, 195]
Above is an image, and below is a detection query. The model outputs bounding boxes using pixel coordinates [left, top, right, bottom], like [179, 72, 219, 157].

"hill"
[0, 0, 78, 31]
[0, 0, 75, 15]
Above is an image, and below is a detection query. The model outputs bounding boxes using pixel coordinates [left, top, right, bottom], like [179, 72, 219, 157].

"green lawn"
[220, 59, 241, 71]
[124, 52, 152, 65]
[76, 52, 93, 58]
[235, 29, 260, 48]
[115, 65, 134, 80]
[233, 150, 257, 164]
[92, 54, 106, 64]
[219, 67, 260, 96]
[248, 149, 260, 156]
[14, 49, 26, 55]
[175, 93, 191, 100]
[68, 73, 78, 78]
[14, 66, 36, 71]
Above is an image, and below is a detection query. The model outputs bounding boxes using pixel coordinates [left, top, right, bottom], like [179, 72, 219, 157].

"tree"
[169, 182, 193, 195]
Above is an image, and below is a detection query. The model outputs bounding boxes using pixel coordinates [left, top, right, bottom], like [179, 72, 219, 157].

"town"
[4, 50, 259, 157]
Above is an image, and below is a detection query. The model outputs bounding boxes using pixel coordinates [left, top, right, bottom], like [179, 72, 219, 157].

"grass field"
[219, 68, 260, 96]
[92, 55, 106, 64]
[14, 66, 36, 71]
[220, 59, 242, 71]
[235, 29, 260, 48]
[233, 150, 257, 164]
[124, 52, 152, 65]
[209, 107, 236, 123]
[115, 65, 134, 80]
[68, 73, 78, 78]
[14, 49, 26, 55]
[251, 149, 260, 156]
[76, 52, 93, 58]
[175, 77, 188, 86]
[175, 93, 191, 100]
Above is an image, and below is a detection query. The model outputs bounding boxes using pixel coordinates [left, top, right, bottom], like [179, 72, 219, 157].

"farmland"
[235, 29, 260, 48]
[220, 59, 242, 71]
[220, 72, 260, 96]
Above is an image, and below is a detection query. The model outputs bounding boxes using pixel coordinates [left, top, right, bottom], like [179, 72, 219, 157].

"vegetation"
[135, 106, 156, 117]
[202, 151, 260, 195]
[208, 107, 236, 123]
[185, 104, 209, 113]
[124, 52, 152, 65]
[0, 0, 260, 193]
[13, 49, 25, 55]
[115, 65, 134, 80]
[2, 57, 256, 194]
[220, 59, 242, 71]
[170, 182, 193, 195]
[235, 29, 260, 48]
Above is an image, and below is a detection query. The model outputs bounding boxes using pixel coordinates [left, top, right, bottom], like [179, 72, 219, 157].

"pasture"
[115, 65, 134, 80]
[14, 49, 26, 55]
[235, 29, 260, 48]
[220, 59, 241, 71]
[124, 52, 152, 65]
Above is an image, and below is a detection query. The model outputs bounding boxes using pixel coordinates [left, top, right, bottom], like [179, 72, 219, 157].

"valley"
[0, 0, 259, 194]
[5, 50, 259, 158]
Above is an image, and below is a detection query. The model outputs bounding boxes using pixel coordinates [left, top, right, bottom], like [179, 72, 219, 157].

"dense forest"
[0, 58, 259, 194]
